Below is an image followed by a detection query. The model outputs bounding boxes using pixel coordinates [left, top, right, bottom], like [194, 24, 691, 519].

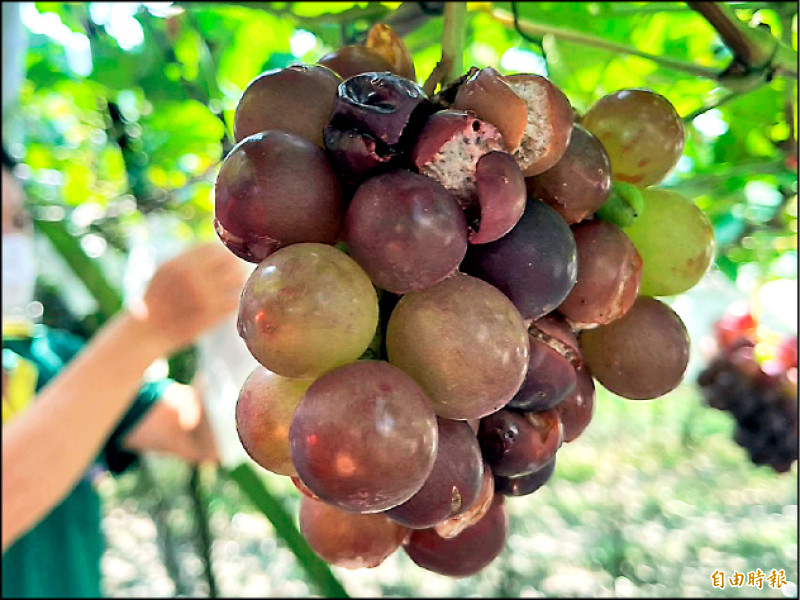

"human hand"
[131, 243, 248, 355]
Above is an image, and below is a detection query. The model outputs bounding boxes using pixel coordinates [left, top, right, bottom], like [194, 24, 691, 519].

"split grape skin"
[434, 462, 495, 538]
[508, 315, 580, 413]
[477, 408, 562, 477]
[579, 296, 690, 400]
[344, 170, 468, 294]
[214, 131, 344, 263]
[463, 199, 578, 321]
[233, 64, 342, 146]
[555, 365, 596, 443]
[299, 496, 409, 569]
[470, 151, 527, 245]
[237, 243, 379, 379]
[452, 66, 528, 152]
[289, 360, 438, 513]
[404, 493, 508, 578]
[386, 273, 530, 421]
[386, 417, 484, 530]
[526, 124, 612, 224]
[494, 456, 556, 497]
[235, 366, 312, 477]
[582, 88, 685, 188]
[558, 220, 643, 328]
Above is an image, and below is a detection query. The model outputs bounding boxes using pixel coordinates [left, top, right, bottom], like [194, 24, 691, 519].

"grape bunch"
[214, 24, 715, 577]
[697, 307, 798, 473]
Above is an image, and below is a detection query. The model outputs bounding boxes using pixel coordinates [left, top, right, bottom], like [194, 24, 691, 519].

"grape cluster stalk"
[214, 24, 716, 577]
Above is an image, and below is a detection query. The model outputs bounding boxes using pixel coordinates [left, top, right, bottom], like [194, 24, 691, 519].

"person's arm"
[1, 243, 245, 551]
[120, 381, 219, 464]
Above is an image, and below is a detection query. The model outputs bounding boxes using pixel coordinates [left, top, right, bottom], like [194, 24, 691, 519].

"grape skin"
[582, 88, 685, 188]
[289, 360, 438, 513]
[386, 273, 530, 420]
[622, 188, 715, 297]
[237, 243, 379, 379]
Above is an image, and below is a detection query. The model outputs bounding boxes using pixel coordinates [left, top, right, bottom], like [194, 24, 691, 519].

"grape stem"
[439, 2, 468, 86]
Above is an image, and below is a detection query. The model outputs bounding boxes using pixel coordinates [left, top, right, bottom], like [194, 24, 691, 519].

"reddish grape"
[318, 46, 394, 80]
[478, 408, 562, 477]
[235, 366, 312, 476]
[555, 366, 596, 442]
[494, 456, 556, 497]
[404, 493, 508, 578]
[299, 496, 408, 569]
[289, 361, 438, 513]
[387, 418, 484, 529]
[558, 220, 642, 327]
[214, 131, 344, 263]
[470, 151, 527, 245]
[579, 297, 690, 400]
[582, 88, 685, 187]
[386, 273, 530, 420]
[463, 199, 577, 321]
[526, 124, 612, 224]
[233, 65, 341, 145]
[344, 170, 467, 294]
[237, 243, 378, 378]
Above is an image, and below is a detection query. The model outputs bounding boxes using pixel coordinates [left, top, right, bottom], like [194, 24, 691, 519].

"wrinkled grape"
[235, 366, 312, 476]
[387, 418, 484, 529]
[344, 170, 467, 294]
[622, 188, 715, 297]
[579, 297, 689, 400]
[300, 496, 408, 569]
[386, 273, 529, 420]
[237, 243, 378, 378]
[290, 360, 438, 513]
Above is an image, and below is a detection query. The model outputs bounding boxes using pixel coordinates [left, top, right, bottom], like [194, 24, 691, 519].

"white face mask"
[2, 233, 37, 320]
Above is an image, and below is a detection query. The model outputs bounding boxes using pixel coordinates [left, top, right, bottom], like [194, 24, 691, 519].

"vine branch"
[440, 2, 468, 84]
[688, 1, 797, 79]
[485, 6, 720, 80]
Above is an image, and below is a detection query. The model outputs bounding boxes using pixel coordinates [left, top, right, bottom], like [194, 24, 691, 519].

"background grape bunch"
[697, 306, 798, 474]
[213, 23, 716, 577]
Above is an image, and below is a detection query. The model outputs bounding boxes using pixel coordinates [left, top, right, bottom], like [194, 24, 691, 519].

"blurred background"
[1, 1, 797, 597]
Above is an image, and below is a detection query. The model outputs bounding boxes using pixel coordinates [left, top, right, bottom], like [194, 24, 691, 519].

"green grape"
[238, 243, 379, 378]
[582, 89, 684, 188]
[595, 181, 644, 228]
[622, 188, 715, 297]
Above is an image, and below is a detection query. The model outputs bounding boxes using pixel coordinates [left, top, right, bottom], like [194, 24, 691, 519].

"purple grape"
[463, 199, 577, 321]
[344, 170, 467, 294]
[494, 456, 556, 497]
